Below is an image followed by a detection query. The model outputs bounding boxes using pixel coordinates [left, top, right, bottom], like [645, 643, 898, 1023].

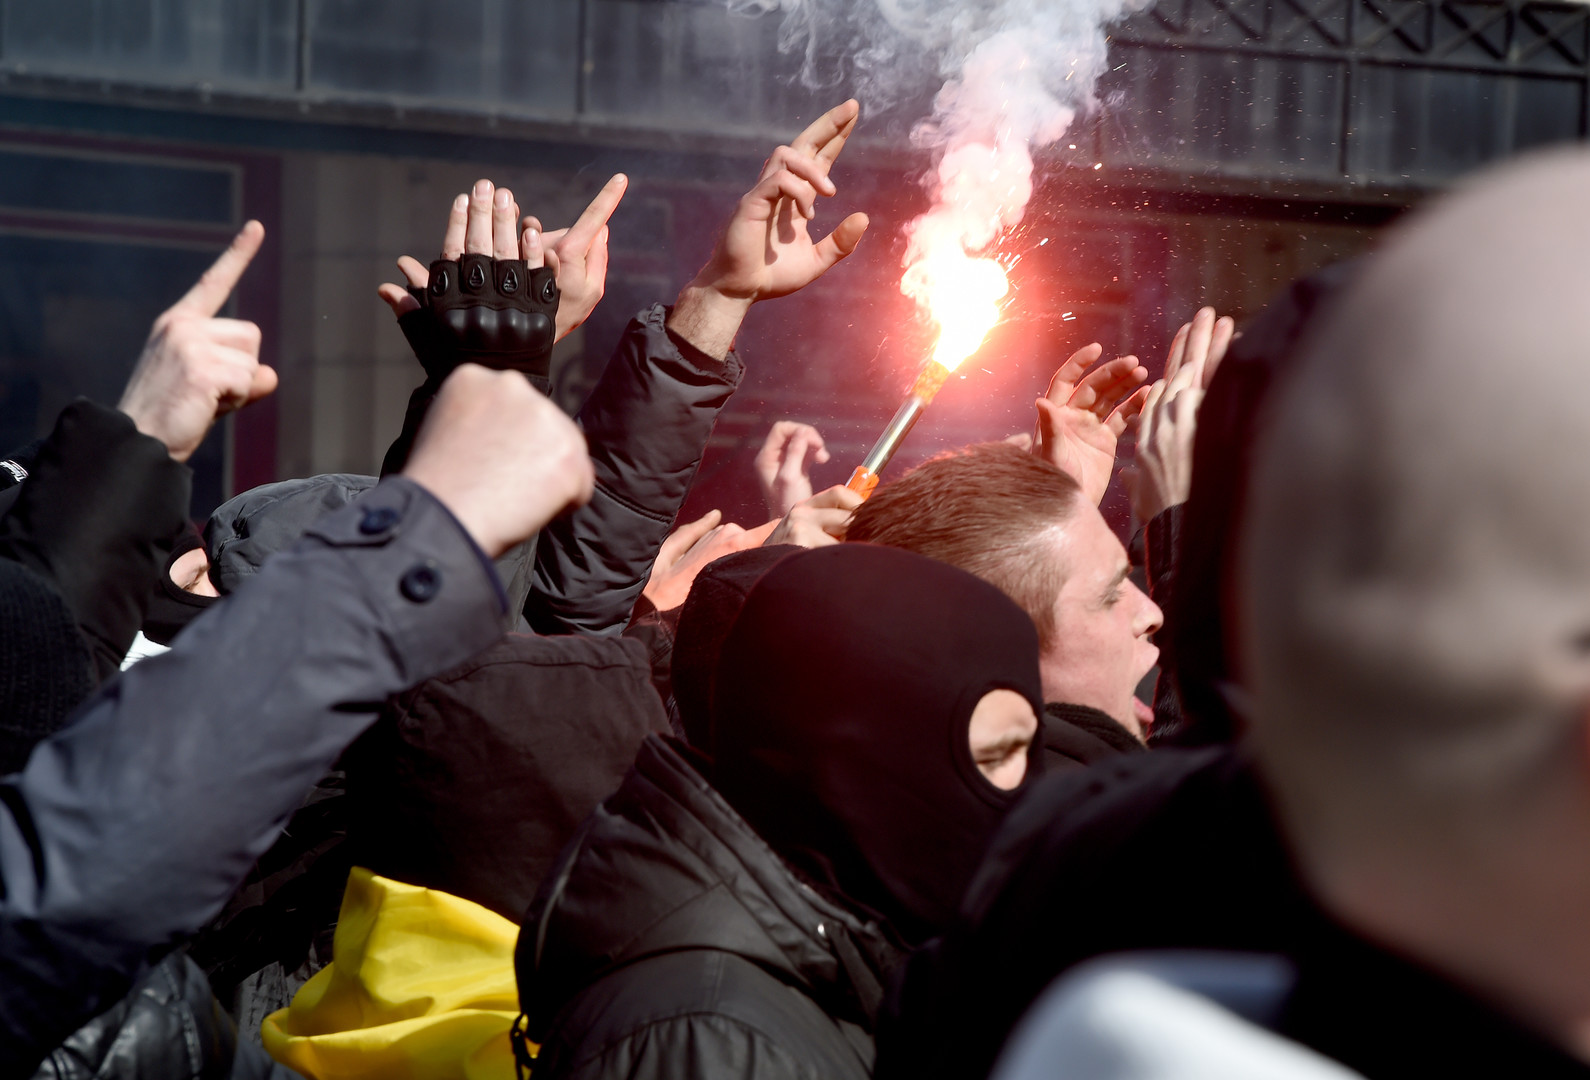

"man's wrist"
[668, 283, 753, 362]
[114, 402, 186, 463]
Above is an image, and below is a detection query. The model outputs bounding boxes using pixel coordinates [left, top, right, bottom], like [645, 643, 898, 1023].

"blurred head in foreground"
[1242, 148, 1590, 1053]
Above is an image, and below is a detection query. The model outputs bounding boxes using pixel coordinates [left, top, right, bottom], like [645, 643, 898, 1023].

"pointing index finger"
[564, 174, 628, 255]
[794, 99, 861, 166]
[172, 221, 264, 317]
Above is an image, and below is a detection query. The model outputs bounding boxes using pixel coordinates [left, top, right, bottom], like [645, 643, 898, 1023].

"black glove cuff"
[398, 255, 560, 384]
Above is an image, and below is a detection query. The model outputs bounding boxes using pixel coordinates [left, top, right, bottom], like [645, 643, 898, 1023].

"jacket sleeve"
[623, 595, 683, 734]
[0, 476, 506, 1075]
[0, 400, 191, 680]
[549, 1015, 826, 1080]
[1143, 503, 1190, 744]
[526, 305, 744, 637]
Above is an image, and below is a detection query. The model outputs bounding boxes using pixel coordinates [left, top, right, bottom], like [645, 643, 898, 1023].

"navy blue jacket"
[0, 477, 507, 1074]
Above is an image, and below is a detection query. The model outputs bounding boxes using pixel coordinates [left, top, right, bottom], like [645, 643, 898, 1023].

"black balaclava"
[709, 544, 1044, 947]
[672, 544, 801, 747]
[141, 531, 217, 646]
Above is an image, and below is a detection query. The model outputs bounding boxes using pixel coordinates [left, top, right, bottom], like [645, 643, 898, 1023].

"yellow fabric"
[262, 867, 528, 1080]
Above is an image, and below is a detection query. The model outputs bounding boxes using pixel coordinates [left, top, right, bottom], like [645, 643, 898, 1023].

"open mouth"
[1133, 696, 1156, 731]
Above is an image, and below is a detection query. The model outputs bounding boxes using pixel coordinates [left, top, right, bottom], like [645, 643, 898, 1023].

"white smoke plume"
[733, 0, 1153, 360]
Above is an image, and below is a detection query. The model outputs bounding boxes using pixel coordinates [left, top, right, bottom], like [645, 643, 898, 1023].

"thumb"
[1035, 397, 1065, 444]
[745, 518, 781, 546]
[377, 282, 420, 318]
[660, 509, 722, 563]
[807, 483, 865, 512]
[247, 364, 279, 404]
[815, 212, 869, 270]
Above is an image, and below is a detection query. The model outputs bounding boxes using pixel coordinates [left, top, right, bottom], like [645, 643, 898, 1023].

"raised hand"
[1122, 352, 1204, 524]
[1032, 344, 1149, 506]
[380, 175, 627, 342]
[538, 174, 627, 340]
[761, 483, 864, 549]
[755, 421, 830, 518]
[1162, 305, 1235, 390]
[1120, 306, 1235, 523]
[670, 99, 870, 359]
[642, 508, 763, 612]
[401, 364, 594, 558]
[118, 221, 276, 462]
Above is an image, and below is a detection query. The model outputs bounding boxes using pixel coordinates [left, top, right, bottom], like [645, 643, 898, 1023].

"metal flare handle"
[845, 361, 951, 499]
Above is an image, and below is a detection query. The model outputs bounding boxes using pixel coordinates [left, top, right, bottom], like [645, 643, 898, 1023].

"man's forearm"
[0, 476, 505, 1070]
[666, 284, 752, 362]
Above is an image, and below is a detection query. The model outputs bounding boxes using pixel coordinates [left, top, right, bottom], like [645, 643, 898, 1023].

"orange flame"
[901, 246, 1010, 372]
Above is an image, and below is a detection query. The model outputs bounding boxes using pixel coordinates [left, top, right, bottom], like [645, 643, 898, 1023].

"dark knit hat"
[0, 558, 93, 773]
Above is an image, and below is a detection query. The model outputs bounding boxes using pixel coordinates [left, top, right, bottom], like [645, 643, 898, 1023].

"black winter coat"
[382, 304, 744, 637]
[876, 747, 1313, 1080]
[1040, 703, 1142, 772]
[518, 735, 905, 1080]
[348, 631, 670, 920]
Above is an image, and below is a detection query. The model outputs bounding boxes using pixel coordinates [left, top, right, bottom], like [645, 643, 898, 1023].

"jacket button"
[400, 562, 441, 603]
[359, 506, 401, 535]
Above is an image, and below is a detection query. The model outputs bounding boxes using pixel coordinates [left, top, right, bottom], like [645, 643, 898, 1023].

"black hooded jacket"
[518, 545, 1045, 1080]
[874, 747, 1312, 1080]
[517, 735, 902, 1080]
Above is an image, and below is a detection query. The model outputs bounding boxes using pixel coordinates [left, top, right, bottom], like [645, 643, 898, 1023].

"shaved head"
[1242, 148, 1590, 852]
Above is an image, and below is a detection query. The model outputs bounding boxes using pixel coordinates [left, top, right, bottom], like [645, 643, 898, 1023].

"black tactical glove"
[397, 253, 560, 391]
[381, 255, 560, 478]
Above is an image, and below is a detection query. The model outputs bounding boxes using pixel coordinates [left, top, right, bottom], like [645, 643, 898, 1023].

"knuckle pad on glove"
[399, 254, 560, 391]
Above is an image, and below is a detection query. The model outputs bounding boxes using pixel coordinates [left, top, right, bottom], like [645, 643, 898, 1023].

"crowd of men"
[1, 96, 1588, 1079]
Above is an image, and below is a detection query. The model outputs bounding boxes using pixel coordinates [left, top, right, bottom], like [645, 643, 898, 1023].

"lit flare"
[902, 247, 1011, 371]
[845, 246, 1010, 499]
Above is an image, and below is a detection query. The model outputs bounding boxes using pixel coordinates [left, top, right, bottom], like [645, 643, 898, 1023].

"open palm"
[694, 100, 870, 303]
[1033, 344, 1149, 506]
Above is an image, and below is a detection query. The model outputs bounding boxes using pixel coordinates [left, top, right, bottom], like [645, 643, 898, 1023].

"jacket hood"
[516, 734, 902, 1040]
[204, 473, 377, 595]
